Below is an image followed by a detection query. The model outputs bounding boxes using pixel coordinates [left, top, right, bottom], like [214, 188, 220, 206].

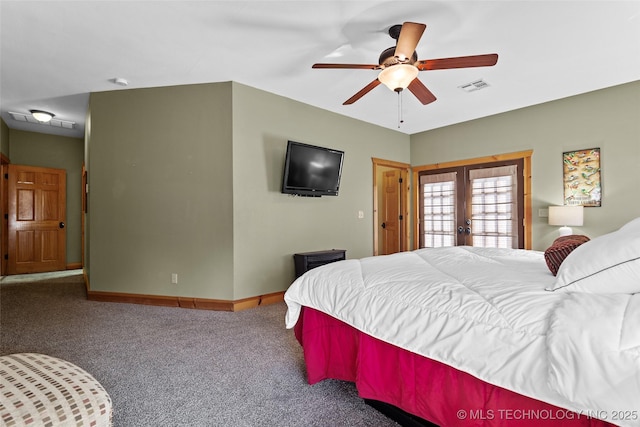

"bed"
[284, 218, 640, 427]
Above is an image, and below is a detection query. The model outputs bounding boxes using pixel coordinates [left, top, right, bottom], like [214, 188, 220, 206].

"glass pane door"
[418, 160, 523, 249]
[420, 171, 457, 248]
[469, 165, 518, 248]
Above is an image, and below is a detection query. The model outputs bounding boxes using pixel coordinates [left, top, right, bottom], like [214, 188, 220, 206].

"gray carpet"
[0, 272, 399, 427]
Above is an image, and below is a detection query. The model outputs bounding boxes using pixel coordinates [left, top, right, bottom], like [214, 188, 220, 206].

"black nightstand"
[293, 249, 346, 278]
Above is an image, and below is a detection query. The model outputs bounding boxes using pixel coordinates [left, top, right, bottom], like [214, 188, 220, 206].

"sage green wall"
[410, 80, 640, 251]
[87, 81, 409, 300]
[88, 79, 639, 300]
[88, 83, 234, 299]
[8, 129, 84, 265]
[231, 83, 409, 299]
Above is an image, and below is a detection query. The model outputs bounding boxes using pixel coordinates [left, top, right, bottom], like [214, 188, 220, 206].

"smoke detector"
[113, 77, 129, 87]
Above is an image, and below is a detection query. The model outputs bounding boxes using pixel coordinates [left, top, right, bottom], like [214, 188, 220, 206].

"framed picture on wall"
[562, 148, 601, 207]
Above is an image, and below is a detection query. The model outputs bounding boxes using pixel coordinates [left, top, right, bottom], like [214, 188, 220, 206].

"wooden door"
[1, 155, 9, 275]
[373, 158, 409, 256]
[7, 164, 66, 274]
[417, 159, 524, 249]
[381, 169, 402, 255]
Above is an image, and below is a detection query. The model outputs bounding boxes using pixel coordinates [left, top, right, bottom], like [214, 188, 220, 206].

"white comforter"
[284, 247, 640, 426]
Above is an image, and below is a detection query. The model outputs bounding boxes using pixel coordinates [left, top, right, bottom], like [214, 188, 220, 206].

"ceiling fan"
[312, 22, 499, 105]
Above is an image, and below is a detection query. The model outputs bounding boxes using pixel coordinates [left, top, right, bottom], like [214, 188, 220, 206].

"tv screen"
[281, 140, 344, 197]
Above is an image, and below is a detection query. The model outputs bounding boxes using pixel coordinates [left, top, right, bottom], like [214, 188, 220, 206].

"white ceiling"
[1, 1, 639, 139]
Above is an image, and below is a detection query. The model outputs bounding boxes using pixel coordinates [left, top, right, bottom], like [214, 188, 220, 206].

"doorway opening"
[372, 158, 410, 256]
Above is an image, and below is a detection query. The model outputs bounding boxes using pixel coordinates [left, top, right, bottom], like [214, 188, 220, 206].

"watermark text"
[455, 408, 638, 422]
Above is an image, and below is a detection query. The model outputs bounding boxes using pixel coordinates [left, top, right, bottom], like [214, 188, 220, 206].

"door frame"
[1, 154, 9, 276]
[412, 150, 533, 250]
[372, 157, 410, 255]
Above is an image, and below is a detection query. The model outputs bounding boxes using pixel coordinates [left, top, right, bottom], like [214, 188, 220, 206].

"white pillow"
[620, 217, 640, 232]
[548, 227, 640, 293]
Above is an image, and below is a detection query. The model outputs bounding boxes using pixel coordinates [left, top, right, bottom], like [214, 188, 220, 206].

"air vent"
[458, 79, 490, 93]
[9, 111, 76, 129]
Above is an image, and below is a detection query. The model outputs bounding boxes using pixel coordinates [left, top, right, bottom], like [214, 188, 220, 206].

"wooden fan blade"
[343, 79, 381, 105]
[394, 22, 426, 61]
[407, 78, 437, 105]
[313, 63, 380, 70]
[416, 54, 498, 71]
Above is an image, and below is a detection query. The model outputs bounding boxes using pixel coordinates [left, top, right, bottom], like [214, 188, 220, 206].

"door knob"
[59, 222, 65, 229]
[381, 222, 386, 229]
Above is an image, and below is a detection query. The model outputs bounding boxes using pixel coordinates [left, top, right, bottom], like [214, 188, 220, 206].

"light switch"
[538, 208, 549, 218]
[358, 210, 364, 219]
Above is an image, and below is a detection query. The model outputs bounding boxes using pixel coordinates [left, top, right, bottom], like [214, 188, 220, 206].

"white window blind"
[469, 165, 518, 248]
[420, 172, 457, 248]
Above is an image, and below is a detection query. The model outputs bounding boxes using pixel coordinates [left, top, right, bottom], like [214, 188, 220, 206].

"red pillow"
[544, 235, 590, 276]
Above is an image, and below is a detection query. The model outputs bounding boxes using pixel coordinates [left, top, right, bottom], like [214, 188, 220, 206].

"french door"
[418, 159, 524, 249]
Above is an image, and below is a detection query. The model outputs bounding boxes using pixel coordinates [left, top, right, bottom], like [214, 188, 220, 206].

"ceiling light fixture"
[9, 111, 75, 129]
[377, 64, 419, 129]
[30, 110, 55, 123]
[378, 64, 419, 92]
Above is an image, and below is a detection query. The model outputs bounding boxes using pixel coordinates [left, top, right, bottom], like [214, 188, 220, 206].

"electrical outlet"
[171, 273, 178, 284]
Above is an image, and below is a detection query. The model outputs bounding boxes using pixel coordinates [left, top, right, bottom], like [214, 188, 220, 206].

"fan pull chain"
[397, 90, 404, 128]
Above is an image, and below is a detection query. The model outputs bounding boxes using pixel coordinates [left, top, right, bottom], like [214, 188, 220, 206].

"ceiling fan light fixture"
[378, 64, 419, 92]
[30, 110, 55, 123]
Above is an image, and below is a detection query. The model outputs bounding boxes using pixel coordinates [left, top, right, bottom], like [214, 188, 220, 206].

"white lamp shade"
[30, 110, 54, 122]
[378, 64, 419, 91]
[549, 205, 584, 236]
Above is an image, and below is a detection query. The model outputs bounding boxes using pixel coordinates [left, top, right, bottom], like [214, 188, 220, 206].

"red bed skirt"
[294, 306, 614, 427]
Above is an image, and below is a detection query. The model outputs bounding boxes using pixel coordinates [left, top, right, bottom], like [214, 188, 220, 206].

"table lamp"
[548, 205, 584, 236]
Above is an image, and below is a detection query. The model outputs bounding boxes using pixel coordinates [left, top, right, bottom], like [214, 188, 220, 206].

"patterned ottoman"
[0, 353, 112, 426]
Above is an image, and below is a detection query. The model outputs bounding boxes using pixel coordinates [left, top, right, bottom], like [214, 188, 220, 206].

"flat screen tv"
[281, 140, 344, 197]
